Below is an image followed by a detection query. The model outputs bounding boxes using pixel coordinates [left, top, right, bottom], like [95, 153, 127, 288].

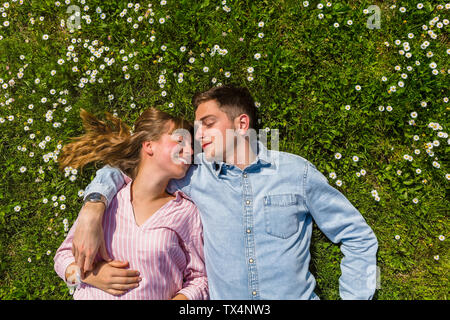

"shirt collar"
[211, 140, 274, 177]
[124, 179, 185, 202]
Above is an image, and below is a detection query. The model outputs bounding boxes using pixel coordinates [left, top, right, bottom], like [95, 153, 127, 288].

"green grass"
[0, 0, 448, 300]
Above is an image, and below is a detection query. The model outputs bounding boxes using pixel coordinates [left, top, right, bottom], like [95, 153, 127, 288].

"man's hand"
[72, 202, 111, 276]
[83, 260, 142, 296]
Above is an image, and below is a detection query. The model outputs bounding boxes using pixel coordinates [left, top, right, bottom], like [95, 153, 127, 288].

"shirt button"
[246, 200, 251, 205]
[243, 173, 248, 178]
[252, 291, 257, 296]
[246, 228, 251, 233]
[249, 258, 254, 263]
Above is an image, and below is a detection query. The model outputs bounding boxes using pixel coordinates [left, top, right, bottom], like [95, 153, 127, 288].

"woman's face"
[151, 122, 193, 179]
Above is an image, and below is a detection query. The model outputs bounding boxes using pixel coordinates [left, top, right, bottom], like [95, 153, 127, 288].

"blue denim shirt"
[84, 141, 378, 300]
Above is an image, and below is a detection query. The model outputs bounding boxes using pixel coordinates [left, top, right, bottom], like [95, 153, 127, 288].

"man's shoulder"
[268, 148, 311, 167]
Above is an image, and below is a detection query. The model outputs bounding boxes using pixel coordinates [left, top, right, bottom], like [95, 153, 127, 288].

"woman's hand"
[83, 260, 142, 296]
[172, 293, 189, 300]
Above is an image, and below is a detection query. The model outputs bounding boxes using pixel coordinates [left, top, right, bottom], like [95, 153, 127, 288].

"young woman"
[54, 107, 208, 300]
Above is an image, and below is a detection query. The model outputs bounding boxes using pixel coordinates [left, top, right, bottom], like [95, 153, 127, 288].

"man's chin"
[203, 152, 214, 161]
[204, 151, 223, 163]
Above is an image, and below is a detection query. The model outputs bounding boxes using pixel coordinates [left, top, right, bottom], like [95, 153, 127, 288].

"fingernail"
[138, 277, 142, 281]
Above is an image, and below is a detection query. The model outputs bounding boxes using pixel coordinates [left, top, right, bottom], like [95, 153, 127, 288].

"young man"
[72, 85, 378, 300]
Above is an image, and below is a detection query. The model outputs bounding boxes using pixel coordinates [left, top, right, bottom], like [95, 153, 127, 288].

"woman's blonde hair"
[58, 107, 193, 179]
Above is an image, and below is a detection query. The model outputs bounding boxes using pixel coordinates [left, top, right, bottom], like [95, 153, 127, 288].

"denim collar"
[211, 140, 274, 177]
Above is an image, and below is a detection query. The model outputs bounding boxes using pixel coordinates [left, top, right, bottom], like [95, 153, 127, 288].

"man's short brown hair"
[192, 85, 258, 130]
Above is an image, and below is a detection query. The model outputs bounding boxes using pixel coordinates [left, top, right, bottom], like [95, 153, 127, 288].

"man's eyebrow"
[198, 115, 216, 122]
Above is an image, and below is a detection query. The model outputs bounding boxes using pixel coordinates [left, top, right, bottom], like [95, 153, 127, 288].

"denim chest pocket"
[263, 193, 302, 239]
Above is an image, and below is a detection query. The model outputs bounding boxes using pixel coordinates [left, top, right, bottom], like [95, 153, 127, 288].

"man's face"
[194, 99, 236, 162]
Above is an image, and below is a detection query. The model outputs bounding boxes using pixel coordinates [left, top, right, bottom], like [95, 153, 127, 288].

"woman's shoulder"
[105, 181, 131, 214]
[169, 191, 201, 227]
[172, 191, 199, 215]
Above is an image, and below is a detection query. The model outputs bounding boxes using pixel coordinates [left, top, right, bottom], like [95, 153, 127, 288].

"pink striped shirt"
[54, 181, 209, 300]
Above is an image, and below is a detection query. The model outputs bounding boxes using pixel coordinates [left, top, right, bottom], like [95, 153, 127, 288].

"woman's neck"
[131, 166, 171, 204]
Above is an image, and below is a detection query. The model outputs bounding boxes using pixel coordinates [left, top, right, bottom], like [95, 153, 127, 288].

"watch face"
[87, 193, 102, 201]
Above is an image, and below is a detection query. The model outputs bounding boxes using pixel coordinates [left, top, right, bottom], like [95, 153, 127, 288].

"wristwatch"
[83, 192, 107, 207]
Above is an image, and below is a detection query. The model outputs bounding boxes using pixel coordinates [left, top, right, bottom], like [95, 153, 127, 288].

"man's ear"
[142, 141, 153, 156]
[235, 114, 250, 134]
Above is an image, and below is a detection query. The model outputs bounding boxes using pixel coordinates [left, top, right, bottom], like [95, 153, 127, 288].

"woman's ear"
[142, 141, 153, 156]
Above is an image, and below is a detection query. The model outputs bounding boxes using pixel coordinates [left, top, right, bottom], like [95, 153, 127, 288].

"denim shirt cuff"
[83, 182, 116, 208]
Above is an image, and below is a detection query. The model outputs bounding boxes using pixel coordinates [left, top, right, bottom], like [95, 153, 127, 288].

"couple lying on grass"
[54, 84, 378, 300]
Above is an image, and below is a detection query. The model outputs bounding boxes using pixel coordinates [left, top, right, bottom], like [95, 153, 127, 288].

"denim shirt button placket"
[242, 171, 259, 300]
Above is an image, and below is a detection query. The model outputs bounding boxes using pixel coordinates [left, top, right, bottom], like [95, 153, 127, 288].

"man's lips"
[202, 142, 212, 149]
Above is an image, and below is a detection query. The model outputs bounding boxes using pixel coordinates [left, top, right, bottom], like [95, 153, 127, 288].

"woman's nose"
[194, 123, 203, 142]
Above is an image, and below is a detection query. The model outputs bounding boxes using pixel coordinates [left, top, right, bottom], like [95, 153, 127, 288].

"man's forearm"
[81, 202, 106, 219]
[305, 161, 378, 299]
[83, 165, 126, 207]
